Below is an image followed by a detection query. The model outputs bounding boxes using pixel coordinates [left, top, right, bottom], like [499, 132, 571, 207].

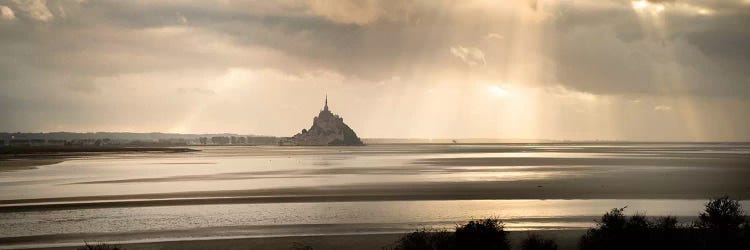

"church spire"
[324, 94, 329, 111]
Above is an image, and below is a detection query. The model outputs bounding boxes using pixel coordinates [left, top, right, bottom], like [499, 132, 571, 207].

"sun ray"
[629, 0, 705, 141]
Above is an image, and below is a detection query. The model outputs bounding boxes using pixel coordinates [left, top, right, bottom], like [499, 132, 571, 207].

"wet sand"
[2, 170, 748, 212]
[0, 159, 63, 172]
[0, 146, 198, 172]
[3, 147, 749, 212]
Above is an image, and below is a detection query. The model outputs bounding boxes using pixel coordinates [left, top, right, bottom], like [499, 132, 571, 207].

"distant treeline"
[0, 132, 280, 146]
[197, 136, 280, 145]
[0, 132, 273, 140]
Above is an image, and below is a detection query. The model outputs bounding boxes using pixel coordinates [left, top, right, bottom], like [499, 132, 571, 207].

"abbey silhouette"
[281, 96, 364, 146]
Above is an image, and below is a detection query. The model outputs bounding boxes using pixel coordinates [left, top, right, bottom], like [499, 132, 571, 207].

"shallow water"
[4, 199, 750, 236]
[2, 143, 749, 200]
[1, 143, 749, 247]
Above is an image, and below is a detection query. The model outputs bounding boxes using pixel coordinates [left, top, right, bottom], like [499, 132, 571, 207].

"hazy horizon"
[2, 0, 749, 141]
[4, 131, 750, 143]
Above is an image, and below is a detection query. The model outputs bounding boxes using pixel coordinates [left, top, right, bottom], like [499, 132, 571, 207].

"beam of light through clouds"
[0, 0, 749, 141]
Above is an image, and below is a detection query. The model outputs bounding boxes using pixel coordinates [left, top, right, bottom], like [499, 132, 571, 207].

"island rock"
[281, 96, 364, 146]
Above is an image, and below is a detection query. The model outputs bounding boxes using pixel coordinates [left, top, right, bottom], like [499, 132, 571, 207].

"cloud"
[63, 77, 99, 94]
[527, 0, 538, 10]
[654, 105, 673, 111]
[307, 0, 379, 24]
[1, 0, 747, 98]
[0, 5, 14, 20]
[306, 0, 415, 25]
[450, 46, 486, 67]
[486, 33, 504, 40]
[11, 0, 53, 21]
[550, 1, 750, 97]
[177, 87, 215, 95]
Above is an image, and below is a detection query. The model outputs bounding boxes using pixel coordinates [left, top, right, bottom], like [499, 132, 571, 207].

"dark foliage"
[393, 196, 749, 250]
[580, 196, 750, 250]
[291, 242, 314, 250]
[77, 242, 123, 250]
[392, 219, 509, 250]
[521, 234, 558, 250]
[392, 228, 455, 250]
[454, 219, 510, 250]
[697, 196, 745, 230]
[580, 208, 701, 250]
[695, 196, 749, 249]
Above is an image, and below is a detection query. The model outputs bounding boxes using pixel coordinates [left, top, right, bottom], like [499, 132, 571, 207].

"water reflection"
[1, 144, 748, 200]
[3, 199, 749, 238]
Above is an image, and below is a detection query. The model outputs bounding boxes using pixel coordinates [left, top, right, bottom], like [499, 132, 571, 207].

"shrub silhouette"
[291, 242, 314, 250]
[521, 234, 558, 250]
[77, 242, 123, 250]
[393, 196, 749, 250]
[392, 228, 454, 250]
[579, 207, 697, 250]
[695, 196, 748, 249]
[580, 196, 749, 250]
[392, 219, 509, 250]
[454, 219, 510, 250]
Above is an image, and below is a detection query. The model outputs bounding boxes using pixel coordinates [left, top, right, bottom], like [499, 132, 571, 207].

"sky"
[0, 0, 749, 141]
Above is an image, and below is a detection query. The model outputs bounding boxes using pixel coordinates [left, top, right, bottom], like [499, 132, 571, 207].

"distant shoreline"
[0, 146, 199, 172]
[0, 146, 199, 156]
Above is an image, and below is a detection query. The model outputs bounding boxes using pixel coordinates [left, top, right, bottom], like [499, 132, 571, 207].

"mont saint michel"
[3, 1, 750, 249]
[281, 96, 364, 146]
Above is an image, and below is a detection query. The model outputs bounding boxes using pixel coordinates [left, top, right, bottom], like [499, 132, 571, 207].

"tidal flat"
[1, 143, 749, 249]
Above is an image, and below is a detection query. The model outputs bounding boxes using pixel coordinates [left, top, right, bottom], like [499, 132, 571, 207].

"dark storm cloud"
[0, 0, 308, 78]
[0, 0, 748, 97]
[549, 0, 750, 97]
[0, 0, 439, 85]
